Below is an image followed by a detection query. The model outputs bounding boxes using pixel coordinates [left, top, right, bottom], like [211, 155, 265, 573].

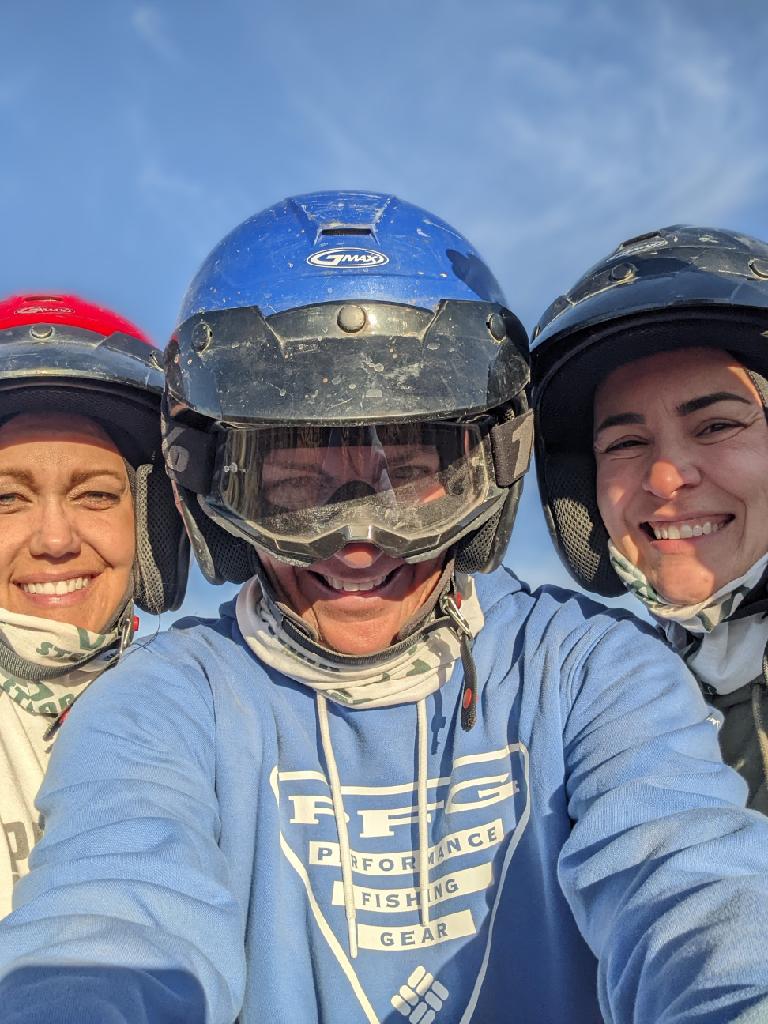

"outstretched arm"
[0, 637, 247, 1024]
[560, 617, 768, 1023]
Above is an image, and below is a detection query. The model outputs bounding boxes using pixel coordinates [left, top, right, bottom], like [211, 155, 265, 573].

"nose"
[28, 499, 81, 559]
[643, 455, 701, 499]
[325, 444, 388, 490]
[329, 480, 377, 504]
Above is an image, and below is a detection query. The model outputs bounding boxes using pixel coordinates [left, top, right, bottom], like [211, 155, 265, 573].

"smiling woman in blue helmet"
[0, 293, 188, 914]
[532, 226, 768, 814]
[3, 197, 768, 1024]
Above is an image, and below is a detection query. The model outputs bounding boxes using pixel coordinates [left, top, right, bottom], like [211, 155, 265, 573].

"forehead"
[0, 413, 122, 462]
[594, 347, 760, 415]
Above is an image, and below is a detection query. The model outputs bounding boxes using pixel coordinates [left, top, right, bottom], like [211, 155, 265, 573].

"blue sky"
[1, 0, 766, 624]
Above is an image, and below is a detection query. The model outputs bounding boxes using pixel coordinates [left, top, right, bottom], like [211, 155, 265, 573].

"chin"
[326, 635, 394, 657]
[319, 621, 396, 657]
[653, 576, 716, 607]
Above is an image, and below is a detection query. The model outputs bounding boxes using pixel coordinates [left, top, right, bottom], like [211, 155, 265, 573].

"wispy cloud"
[138, 160, 204, 202]
[130, 4, 181, 64]
[436, 1, 768, 322]
[239, 0, 768, 327]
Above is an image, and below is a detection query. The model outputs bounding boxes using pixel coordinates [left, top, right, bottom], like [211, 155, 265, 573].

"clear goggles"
[201, 421, 503, 565]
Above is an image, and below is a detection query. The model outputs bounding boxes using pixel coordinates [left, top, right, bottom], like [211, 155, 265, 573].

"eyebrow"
[0, 469, 36, 488]
[675, 391, 752, 416]
[594, 391, 754, 435]
[69, 469, 127, 487]
[594, 412, 644, 433]
[0, 468, 126, 488]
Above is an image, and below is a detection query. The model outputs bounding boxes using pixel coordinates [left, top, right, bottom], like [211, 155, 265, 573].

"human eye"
[695, 419, 743, 441]
[389, 462, 434, 484]
[386, 445, 440, 483]
[0, 491, 26, 511]
[264, 470, 328, 509]
[595, 434, 648, 456]
[74, 488, 123, 510]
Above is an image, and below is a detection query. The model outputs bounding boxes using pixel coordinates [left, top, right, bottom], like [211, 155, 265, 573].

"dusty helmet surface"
[531, 225, 768, 596]
[163, 191, 533, 582]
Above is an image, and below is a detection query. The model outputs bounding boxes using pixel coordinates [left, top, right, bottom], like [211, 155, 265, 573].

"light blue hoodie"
[1, 569, 768, 1023]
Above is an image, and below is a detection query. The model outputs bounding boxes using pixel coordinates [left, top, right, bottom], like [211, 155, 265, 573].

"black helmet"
[162, 190, 533, 583]
[0, 293, 189, 614]
[531, 225, 768, 597]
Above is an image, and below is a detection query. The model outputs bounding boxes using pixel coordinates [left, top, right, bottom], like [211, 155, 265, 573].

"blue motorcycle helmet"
[163, 191, 532, 584]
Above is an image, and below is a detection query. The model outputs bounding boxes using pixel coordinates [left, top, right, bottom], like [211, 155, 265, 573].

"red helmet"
[0, 293, 153, 342]
[0, 292, 187, 613]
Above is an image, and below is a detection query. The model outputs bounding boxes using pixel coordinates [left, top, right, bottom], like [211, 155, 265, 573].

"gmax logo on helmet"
[307, 247, 390, 269]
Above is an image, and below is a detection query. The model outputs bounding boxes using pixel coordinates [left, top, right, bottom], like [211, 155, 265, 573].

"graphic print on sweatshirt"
[271, 742, 530, 1023]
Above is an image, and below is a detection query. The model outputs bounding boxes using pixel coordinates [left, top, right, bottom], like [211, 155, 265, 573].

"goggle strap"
[165, 422, 216, 494]
[490, 409, 533, 487]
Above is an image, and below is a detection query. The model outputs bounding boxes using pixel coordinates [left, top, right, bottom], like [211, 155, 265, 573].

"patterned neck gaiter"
[609, 541, 768, 695]
[0, 608, 127, 717]
[235, 574, 484, 709]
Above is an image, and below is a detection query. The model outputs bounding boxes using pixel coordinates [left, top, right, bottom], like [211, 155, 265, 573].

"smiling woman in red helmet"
[0, 293, 187, 912]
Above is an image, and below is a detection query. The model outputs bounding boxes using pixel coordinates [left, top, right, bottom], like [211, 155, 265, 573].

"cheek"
[740, 466, 768, 531]
[406, 558, 445, 608]
[595, 466, 630, 534]
[0, 524, 26, 578]
[91, 504, 136, 573]
[704, 443, 768, 525]
[261, 558, 307, 610]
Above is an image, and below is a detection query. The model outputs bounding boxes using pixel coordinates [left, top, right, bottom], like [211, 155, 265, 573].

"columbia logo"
[391, 966, 449, 1023]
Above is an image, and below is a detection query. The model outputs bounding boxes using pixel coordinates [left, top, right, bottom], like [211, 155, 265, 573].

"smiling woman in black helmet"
[0, 293, 187, 911]
[4, 200, 768, 1024]
[533, 225, 768, 812]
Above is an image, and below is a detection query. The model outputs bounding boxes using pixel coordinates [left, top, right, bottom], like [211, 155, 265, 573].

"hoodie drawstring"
[416, 697, 430, 928]
[317, 692, 434, 959]
[317, 693, 358, 959]
[314, 579, 480, 959]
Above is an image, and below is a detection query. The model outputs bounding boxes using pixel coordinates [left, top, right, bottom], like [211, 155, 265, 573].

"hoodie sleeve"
[0, 638, 246, 1024]
[559, 615, 768, 1024]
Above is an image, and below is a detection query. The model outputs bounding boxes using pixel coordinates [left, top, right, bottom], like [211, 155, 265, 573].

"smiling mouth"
[309, 566, 401, 594]
[641, 516, 733, 541]
[18, 576, 95, 596]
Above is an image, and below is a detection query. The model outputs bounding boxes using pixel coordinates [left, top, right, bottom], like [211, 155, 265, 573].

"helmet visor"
[202, 421, 502, 563]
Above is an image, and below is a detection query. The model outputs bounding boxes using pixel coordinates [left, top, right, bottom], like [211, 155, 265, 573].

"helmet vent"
[319, 226, 374, 237]
[618, 230, 661, 249]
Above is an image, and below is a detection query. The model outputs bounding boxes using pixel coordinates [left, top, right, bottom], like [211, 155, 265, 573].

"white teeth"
[650, 520, 724, 541]
[324, 574, 388, 593]
[21, 577, 91, 595]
